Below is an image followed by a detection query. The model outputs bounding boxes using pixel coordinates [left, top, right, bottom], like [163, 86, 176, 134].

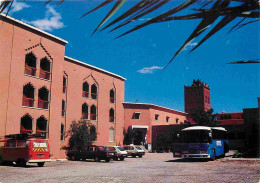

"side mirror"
[177, 134, 180, 138]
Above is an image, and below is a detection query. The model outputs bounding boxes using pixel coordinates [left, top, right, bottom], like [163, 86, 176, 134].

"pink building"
[123, 103, 187, 150]
[0, 15, 126, 159]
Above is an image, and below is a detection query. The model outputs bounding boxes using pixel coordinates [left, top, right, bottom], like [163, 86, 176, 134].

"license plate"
[110, 153, 114, 155]
[37, 154, 44, 157]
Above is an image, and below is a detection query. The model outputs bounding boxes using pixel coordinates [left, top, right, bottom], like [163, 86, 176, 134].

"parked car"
[66, 145, 112, 162]
[0, 133, 51, 167]
[123, 145, 145, 158]
[104, 146, 127, 161]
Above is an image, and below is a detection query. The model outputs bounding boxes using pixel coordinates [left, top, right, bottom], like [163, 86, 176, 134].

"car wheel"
[105, 158, 110, 162]
[37, 162, 45, 167]
[138, 155, 143, 158]
[94, 156, 100, 162]
[132, 155, 136, 158]
[71, 156, 76, 161]
[16, 159, 26, 167]
[119, 158, 124, 161]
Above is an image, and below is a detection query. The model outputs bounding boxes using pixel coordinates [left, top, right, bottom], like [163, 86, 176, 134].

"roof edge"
[123, 102, 187, 115]
[64, 56, 126, 81]
[0, 14, 68, 44]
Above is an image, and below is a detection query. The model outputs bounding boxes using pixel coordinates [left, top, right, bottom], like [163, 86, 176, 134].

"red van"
[0, 133, 51, 167]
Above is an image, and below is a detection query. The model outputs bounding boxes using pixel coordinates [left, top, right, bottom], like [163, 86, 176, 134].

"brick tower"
[184, 79, 211, 115]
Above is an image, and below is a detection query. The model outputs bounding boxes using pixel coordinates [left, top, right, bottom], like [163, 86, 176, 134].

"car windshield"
[182, 130, 211, 143]
[117, 147, 125, 151]
[136, 146, 143, 150]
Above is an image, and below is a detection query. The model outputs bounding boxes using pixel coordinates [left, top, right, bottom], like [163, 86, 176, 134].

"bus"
[172, 126, 229, 160]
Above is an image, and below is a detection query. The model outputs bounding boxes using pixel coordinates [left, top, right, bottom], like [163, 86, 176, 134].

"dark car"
[66, 145, 112, 162]
[103, 146, 127, 161]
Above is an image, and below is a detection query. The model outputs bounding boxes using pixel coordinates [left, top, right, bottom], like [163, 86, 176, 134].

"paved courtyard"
[0, 153, 259, 183]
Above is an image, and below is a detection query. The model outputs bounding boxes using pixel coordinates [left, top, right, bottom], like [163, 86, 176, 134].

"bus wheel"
[37, 162, 45, 167]
[211, 149, 216, 161]
[0, 156, 3, 166]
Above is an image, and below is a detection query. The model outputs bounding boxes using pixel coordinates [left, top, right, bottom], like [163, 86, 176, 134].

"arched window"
[20, 114, 33, 133]
[90, 125, 96, 141]
[38, 87, 49, 109]
[109, 127, 115, 142]
[39, 57, 51, 80]
[36, 116, 48, 138]
[109, 108, 115, 122]
[63, 76, 67, 93]
[82, 82, 89, 98]
[91, 84, 97, 99]
[24, 52, 36, 76]
[22, 83, 35, 107]
[62, 100, 66, 117]
[110, 89, 115, 103]
[90, 105, 97, 120]
[82, 103, 89, 119]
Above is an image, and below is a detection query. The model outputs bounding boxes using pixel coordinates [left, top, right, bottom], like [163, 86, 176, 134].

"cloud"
[137, 66, 163, 74]
[9, 0, 30, 14]
[23, 5, 64, 31]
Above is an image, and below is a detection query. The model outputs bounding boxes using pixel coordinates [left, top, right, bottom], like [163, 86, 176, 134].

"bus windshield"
[182, 130, 211, 143]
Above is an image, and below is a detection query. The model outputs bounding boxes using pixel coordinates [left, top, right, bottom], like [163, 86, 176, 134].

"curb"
[50, 159, 68, 162]
[224, 158, 260, 161]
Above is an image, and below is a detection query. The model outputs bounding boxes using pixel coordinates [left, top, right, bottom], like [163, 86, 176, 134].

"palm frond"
[227, 59, 260, 64]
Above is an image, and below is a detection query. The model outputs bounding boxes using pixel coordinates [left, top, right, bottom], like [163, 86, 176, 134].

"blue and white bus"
[172, 126, 229, 160]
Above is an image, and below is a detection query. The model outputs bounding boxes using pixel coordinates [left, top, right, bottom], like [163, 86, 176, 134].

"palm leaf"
[227, 59, 260, 64]
[0, 0, 13, 14]
[80, 0, 114, 18]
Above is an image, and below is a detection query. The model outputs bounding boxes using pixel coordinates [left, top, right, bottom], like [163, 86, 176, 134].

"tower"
[184, 79, 211, 115]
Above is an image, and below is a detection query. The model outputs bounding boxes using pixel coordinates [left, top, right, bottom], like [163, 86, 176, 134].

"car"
[66, 145, 112, 162]
[104, 146, 128, 161]
[123, 145, 145, 158]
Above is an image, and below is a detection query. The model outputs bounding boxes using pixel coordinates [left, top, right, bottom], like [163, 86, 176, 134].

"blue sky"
[7, 0, 260, 113]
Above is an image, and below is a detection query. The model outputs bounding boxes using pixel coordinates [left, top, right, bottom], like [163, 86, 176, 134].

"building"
[184, 79, 211, 114]
[0, 15, 126, 159]
[123, 103, 187, 150]
[216, 112, 245, 149]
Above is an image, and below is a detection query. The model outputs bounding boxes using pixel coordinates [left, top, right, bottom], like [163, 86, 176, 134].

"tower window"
[109, 108, 115, 122]
[90, 105, 97, 121]
[20, 114, 33, 134]
[91, 84, 98, 99]
[38, 87, 49, 109]
[82, 82, 89, 98]
[22, 83, 35, 107]
[39, 57, 51, 80]
[82, 103, 89, 119]
[133, 112, 140, 120]
[110, 89, 115, 103]
[24, 52, 37, 76]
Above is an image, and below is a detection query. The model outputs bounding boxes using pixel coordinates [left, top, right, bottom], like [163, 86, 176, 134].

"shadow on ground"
[165, 158, 210, 163]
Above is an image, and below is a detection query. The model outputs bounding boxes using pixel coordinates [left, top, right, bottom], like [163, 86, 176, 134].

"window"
[82, 103, 89, 119]
[63, 76, 67, 93]
[24, 52, 37, 76]
[134, 112, 140, 120]
[38, 87, 49, 109]
[36, 116, 47, 138]
[39, 57, 51, 80]
[166, 116, 170, 123]
[91, 84, 97, 99]
[22, 83, 35, 107]
[110, 89, 115, 103]
[62, 100, 66, 117]
[61, 124, 65, 141]
[90, 105, 97, 120]
[82, 82, 89, 98]
[109, 127, 115, 142]
[155, 114, 159, 121]
[176, 118, 179, 124]
[109, 108, 115, 122]
[20, 114, 33, 133]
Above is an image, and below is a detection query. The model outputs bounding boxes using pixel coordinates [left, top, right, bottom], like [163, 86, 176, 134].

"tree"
[123, 127, 137, 145]
[1, 0, 259, 67]
[66, 120, 97, 151]
[190, 108, 219, 127]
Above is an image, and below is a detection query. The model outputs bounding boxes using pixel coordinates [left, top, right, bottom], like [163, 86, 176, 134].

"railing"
[110, 97, 115, 103]
[62, 110, 66, 117]
[24, 64, 36, 76]
[38, 99, 49, 109]
[20, 126, 32, 134]
[82, 91, 89, 98]
[91, 93, 97, 99]
[39, 69, 51, 80]
[109, 116, 115, 122]
[63, 86, 67, 93]
[82, 113, 88, 119]
[90, 114, 97, 121]
[22, 96, 35, 107]
[36, 129, 47, 138]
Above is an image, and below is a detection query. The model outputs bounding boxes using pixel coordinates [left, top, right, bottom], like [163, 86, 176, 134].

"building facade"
[0, 15, 126, 159]
[184, 79, 211, 114]
[123, 103, 187, 150]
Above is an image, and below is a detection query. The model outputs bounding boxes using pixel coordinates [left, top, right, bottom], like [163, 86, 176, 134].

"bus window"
[6, 141, 16, 147]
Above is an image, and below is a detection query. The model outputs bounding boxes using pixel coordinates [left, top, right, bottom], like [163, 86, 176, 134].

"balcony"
[24, 64, 36, 76]
[82, 113, 88, 120]
[110, 97, 115, 104]
[22, 96, 35, 107]
[91, 93, 97, 100]
[109, 116, 115, 123]
[20, 126, 32, 134]
[63, 86, 67, 94]
[82, 91, 89, 98]
[39, 69, 51, 80]
[38, 99, 49, 109]
[90, 114, 97, 121]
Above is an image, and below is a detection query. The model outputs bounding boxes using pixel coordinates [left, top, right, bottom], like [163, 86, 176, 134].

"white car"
[123, 145, 145, 158]
[104, 146, 128, 161]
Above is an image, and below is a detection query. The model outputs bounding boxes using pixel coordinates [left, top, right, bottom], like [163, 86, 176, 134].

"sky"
[5, 0, 260, 113]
